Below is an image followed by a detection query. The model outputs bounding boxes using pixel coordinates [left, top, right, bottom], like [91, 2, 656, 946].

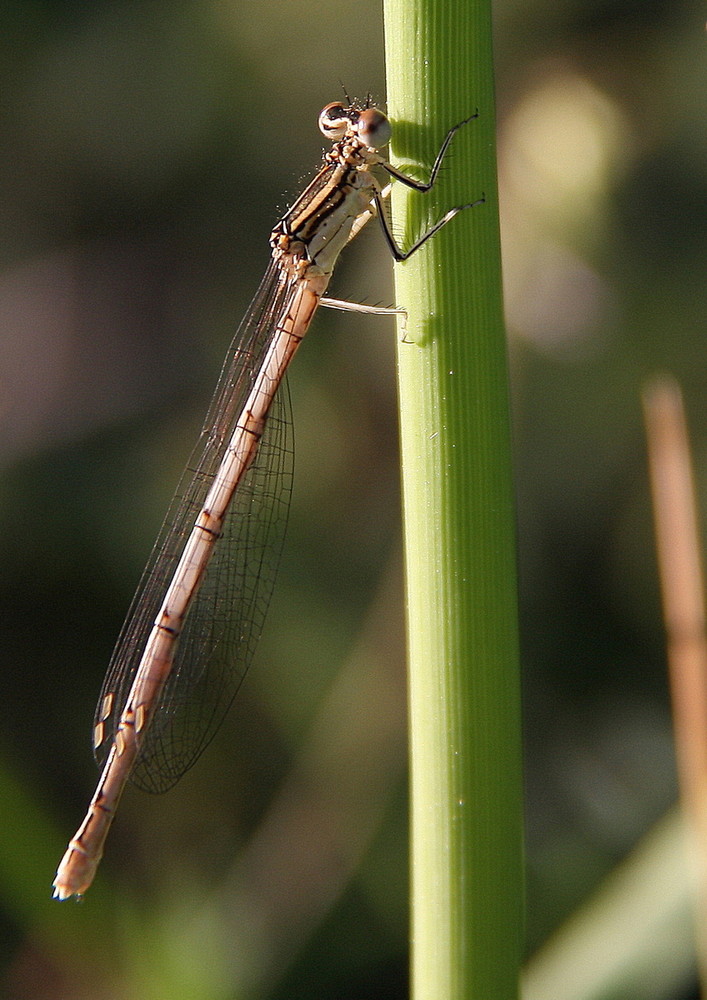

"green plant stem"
[382, 2, 524, 998]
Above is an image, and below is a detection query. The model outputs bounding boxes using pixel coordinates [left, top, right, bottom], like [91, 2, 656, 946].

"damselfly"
[53, 98, 482, 900]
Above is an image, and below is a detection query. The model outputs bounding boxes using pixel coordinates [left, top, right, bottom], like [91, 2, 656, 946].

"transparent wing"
[94, 262, 296, 793]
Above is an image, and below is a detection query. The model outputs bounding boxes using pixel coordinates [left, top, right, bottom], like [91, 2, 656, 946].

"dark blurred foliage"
[0, 0, 704, 997]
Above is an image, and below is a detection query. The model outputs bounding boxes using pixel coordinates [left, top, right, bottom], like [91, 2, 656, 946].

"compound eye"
[355, 108, 391, 149]
[318, 102, 356, 140]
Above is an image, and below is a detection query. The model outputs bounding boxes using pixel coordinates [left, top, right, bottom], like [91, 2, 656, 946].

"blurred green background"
[0, 0, 704, 997]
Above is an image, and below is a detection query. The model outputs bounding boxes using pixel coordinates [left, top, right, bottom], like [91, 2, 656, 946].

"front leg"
[382, 110, 480, 192]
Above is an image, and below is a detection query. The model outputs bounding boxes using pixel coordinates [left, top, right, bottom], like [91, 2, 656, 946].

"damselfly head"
[318, 102, 391, 150]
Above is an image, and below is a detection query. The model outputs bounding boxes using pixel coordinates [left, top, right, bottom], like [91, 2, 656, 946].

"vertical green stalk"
[382, 3, 524, 999]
